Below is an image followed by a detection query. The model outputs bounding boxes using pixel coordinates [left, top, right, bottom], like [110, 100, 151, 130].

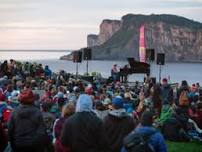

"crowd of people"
[0, 59, 202, 152]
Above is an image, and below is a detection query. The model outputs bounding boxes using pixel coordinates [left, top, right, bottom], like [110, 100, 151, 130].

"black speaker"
[83, 48, 92, 60]
[73, 51, 82, 63]
[81, 76, 94, 83]
[151, 77, 156, 84]
[146, 49, 155, 61]
[157, 53, 165, 65]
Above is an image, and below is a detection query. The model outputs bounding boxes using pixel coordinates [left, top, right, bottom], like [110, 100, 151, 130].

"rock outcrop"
[87, 20, 121, 47]
[87, 14, 202, 62]
[61, 14, 202, 62]
[145, 22, 202, 61]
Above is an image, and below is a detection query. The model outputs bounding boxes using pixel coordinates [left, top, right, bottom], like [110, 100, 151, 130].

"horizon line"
[0, 50, 72, 52]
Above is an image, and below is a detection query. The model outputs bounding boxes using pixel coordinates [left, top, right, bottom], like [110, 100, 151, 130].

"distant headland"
[61, 14, 202, 62]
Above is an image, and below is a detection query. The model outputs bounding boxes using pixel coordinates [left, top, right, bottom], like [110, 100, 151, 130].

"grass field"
[167, 141, 202, 152]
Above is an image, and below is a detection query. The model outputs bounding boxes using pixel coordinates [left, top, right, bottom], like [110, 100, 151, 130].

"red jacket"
[54, 118, 70, 152]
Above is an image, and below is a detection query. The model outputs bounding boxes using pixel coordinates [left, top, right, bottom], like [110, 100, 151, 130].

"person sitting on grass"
[122, 111, 167, 152]
[61, 94, 110, 152]
[103, 96, 135, 152]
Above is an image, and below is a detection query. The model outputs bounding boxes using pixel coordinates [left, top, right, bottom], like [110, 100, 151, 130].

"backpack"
[179, 90, 189, 106]
[123, 130, 156, 152]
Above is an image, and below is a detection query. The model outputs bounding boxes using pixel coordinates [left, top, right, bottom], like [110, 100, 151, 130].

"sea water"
[0, 51, 202, 84]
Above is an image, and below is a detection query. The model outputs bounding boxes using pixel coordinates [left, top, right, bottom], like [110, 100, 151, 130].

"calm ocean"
[0, 51, 202, 84]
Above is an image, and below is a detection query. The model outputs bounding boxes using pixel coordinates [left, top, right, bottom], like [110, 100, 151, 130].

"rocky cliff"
[87, 14, 202, 62]
[87, 20, 121, 47]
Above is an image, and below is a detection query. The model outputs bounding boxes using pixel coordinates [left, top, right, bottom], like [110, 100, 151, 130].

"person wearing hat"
[8, 88, 47, 152]
[103, 96, 135, 152]
[61, 94, 110, 152]
[94, 100, 109, 120]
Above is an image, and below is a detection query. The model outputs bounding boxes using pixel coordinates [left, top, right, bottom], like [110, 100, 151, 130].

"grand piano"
[120, 58, 150, 79]
[127, 58, 150, 75]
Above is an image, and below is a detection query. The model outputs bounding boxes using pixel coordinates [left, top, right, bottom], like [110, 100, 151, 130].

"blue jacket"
[44, 67, 52, 77]
[121, 126, 167, 152]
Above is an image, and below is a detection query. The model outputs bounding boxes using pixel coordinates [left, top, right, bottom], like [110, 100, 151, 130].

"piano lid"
[127, 58, 150, 67]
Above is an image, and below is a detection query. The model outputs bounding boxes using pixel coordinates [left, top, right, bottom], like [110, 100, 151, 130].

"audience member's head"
[18, 89, 34, 105]
[62, 102, 75, 117]
[112, 96, 123, 109]
[140, 111, 155, 127]
[76, 94, 93, 112]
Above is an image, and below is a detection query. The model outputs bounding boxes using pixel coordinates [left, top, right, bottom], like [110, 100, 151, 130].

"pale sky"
[0, 0, 202, 50]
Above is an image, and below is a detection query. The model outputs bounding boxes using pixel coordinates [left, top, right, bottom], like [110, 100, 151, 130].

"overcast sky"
[0, 0, 202, 50]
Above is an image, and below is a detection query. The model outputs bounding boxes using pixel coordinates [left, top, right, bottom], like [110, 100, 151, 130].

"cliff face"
[87, 34, 98, 47]
[145, 22, 202, 61]
[88, 14, 202, 62]
[87, 20, 121, 47]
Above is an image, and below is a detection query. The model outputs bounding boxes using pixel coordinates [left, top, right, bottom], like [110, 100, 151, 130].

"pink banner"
[139, 25, 146, 63]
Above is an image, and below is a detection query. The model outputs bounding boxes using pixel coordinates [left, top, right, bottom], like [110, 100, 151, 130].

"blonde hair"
[62, 102, 75, 117]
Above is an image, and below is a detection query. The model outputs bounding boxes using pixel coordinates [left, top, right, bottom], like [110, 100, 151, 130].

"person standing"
[0, 60, 8, 76]
[44, 65, 52, 79]
[111, 64, 119, 82]
[161, 78, 174, 105]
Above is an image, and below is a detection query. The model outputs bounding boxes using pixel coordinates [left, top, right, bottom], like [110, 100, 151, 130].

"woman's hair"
[62, 102, 75, 117]
[181, 80, 188, 87]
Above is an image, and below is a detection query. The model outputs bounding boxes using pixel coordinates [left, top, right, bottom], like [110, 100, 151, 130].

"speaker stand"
[86, 59, 89, 76]
[148, 60, 152, 77]
[159, 64, 162, 83]
[76, 62, 79, 79]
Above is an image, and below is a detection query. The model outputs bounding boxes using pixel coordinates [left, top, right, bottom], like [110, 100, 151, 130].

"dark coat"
[61, 111, 110, 152]
[0, 122, 7, 152]
[8, 104, 47, 149]
[103, 110, 135, 152]
[161, 84, 174, 105]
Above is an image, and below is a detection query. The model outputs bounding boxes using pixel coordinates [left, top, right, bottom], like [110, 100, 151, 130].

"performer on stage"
[111, 64, 119, 81]
[120, 65, 129, 83]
